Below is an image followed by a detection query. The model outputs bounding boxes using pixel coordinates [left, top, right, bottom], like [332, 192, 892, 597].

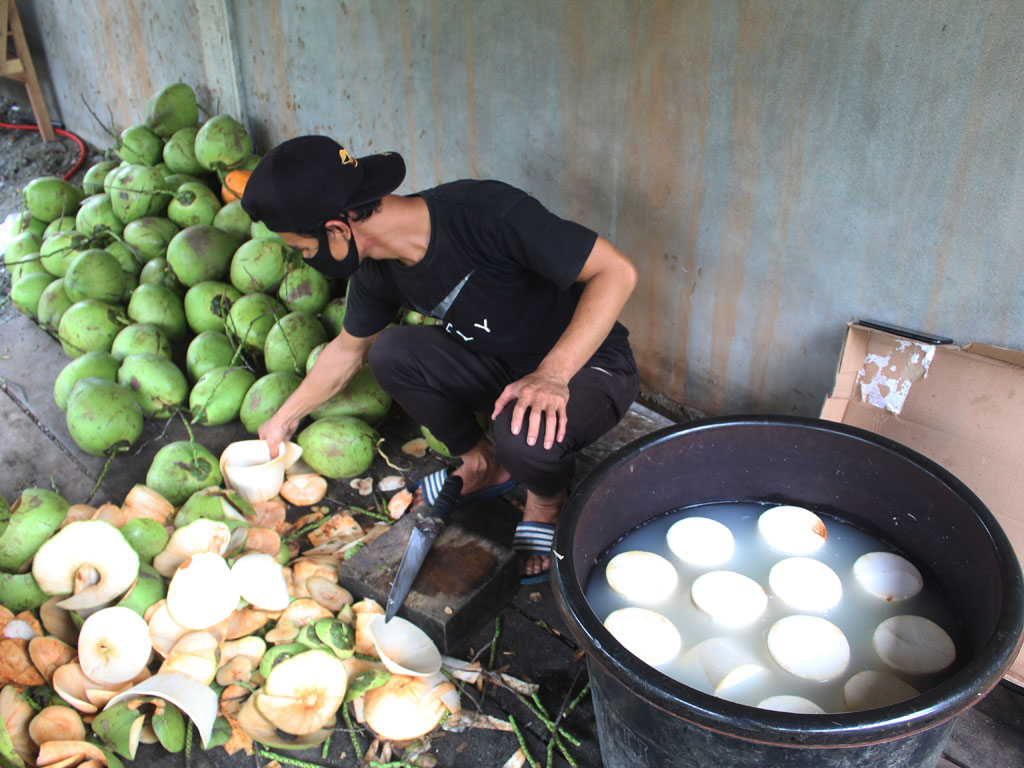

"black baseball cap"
[241, 135, 406, 233]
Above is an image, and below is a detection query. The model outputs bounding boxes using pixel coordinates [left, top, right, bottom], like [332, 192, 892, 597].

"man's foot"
[517, 489, 565, 579]
[410, 437, 512, 509]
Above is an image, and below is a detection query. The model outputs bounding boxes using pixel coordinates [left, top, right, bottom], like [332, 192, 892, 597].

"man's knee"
[366, 325, 418, 389]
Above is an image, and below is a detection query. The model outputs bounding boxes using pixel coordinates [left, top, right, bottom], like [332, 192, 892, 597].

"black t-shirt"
[343, 180, 633, 374]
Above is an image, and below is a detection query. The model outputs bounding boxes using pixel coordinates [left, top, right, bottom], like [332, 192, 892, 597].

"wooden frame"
[2, 0, 54, 141]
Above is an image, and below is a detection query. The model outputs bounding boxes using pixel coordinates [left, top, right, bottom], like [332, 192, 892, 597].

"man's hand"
[258, 412, 302, 459]
[491, 371, 570, 450]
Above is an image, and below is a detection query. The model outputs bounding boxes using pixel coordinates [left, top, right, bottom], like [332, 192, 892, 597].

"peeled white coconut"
[767, 615, 850, 681]
[872, 615, 955, 675]
[230, 552, 290, 611]
[690, 571, 767, 627]
[666, 516, 735, 567]
[843, 669, 920, 711]
[166, 552, 240, 630]
[605, 551, 679, 603]
[603, 607, 681, 667]
[768, 557, 843, 612]
[757, 695, 826, 714]
[757, 506, 828, 555]
[77, 606, 152, 685]
[32, 520, 140, 611]
[853, 552, 923, 601]
[683, 637, 766, 693]
[105, 671, 218, 747]
[369, 615, 442, 676]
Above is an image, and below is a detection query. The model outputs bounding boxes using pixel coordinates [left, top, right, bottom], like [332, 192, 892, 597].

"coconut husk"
[0, 638, 45, 685]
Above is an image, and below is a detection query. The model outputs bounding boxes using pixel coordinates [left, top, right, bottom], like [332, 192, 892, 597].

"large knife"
[385, 473, 463, 622]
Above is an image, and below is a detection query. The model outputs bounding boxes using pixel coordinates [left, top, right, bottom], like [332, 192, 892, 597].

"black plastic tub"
[552, 416, 1024, 768]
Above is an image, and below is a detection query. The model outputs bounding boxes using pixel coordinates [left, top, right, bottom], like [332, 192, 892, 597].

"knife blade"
[384, 473, 463, 622]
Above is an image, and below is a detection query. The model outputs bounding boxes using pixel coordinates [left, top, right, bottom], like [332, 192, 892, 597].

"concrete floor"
[1, 310, 1023, 768]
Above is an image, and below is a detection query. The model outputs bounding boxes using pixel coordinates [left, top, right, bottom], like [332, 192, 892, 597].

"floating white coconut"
[369, 615, 442, 677]
[768, 557, 843, 612]
[166, 552, 240, 630]
[767, 615, 850, 681]
[843, 669, 920, 711]
[683, 637, 766, 693]
[666, 516, 735, 567]
[853, 552, 923, 601]
[757, 695, 826, 714]
[757, 506, 828, 555]
[220, 439, 303, 504]
[690, 571, 767, 627]
[603, 607, 681, 667]
[605, 551, 679, 603]
[872, 615, 955, 675]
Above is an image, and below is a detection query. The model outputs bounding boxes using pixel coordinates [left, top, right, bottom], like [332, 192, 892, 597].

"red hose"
[0, 119, 88, 180]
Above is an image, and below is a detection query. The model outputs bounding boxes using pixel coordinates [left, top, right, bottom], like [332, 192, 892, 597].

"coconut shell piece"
[279, 474, 327, 507]
[387, 490, 413, 520]
[0, 607, 13, 635]
[0, 639, 45, 686]
[1, 684, 35, 765]
[306, 577, 353, 613]
[401, 438, 429, 458]
[28, 636, 76, 685]
[307, 514, 363, 548]
[224, 609, 273, 641]
[248, 499, 287, 533]
[35, 739, 108, 766]
[159, 632, 220, 687]
[120, 485, 173, 525]
[29, 705, 87, 745]
[52, 663, 99, 713]
[39, 598, 78, 647]
[91, 504, 125, 528]
[244, 528, 280, 556]
[291, 558, 339, 585]
[349, 477, 374, 496]
[61, 505, 96, 528]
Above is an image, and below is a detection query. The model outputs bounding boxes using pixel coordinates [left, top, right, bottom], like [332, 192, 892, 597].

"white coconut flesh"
[31, 521, 140, 611]
[256, 649, 348, 735]
[105, 671, 218, 747]
[872, 615, 955, 675]
[683, 637, 766, 693]
[369, 615, 442, 677]
[768, 557, 843, 612]
[690, 571, 768, 627]
[152, 519, 232, 578]
[757, 695, 826, 714]
[853, 552, 924, 601]
[77, 606, 151, 685]
[757, 506, 828, 555]
[843, 669, 920, 711]
[666, 516, 735, 567]
[229, 553, 290, 611]
[604, 551, 679, 603]
[603, 607, 681, 667]
[767, 615, 850, 681]
[166, 552, 240, 630]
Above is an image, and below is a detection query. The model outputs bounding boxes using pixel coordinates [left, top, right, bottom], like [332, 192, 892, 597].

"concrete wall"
[15, 0, 1024, 418]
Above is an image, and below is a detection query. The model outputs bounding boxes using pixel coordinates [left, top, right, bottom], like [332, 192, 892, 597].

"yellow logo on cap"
[339, 149, 358, 167]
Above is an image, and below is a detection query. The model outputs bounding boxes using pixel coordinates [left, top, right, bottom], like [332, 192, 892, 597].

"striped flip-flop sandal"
[412, 467, 517, 508]
[512, 521, 555, 584]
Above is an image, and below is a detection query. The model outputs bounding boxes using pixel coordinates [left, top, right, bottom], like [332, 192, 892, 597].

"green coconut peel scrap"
[0, 713, 24, 768]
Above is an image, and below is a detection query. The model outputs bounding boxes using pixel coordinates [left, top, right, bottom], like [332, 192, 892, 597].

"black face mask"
[304, 227, 360, 279]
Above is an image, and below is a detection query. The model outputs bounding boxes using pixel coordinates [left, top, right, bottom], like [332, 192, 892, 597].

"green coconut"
[184, 281, 240, 334]
[126, 283, 187, 340]
[189, 366, 256, 426]
[139, 257, 186, 295]
[186, 330, 236, 381]
[144, 82, 199, 138]
[110, 323, 173, 361]
[229, 237, 290, 293]
[117, 124, 164, 166]
[109, 164, 172, 224]
[118, 353, 189, 418]
[22, 176, 85, 222]
[305, 342, 326, 373]
[239, 371, 302, 434]
[312, 364, 392, 425]
[53, 351, 120, 411]
[278, 262, 331, 315]
[119, 519, 170, 565]
[83, 160, 120, 195]
[163, 173, 202, 192]
[36, 278, 74, 331]
[162, 126, 205, 174]
[264, 312, 328, 376]
[0, 488, 68, 573]
[194, 114, 251, 171]
[320, 297, 347, 337]
[42, 215, 80, 241]
[39, 229, 89, 276]
[105, 239, 144, 277]
[64, 248, 127, 303]
[8, 211, 46, 238]
[173, 487, 251, 530]
[123, 216, 180, 262]
[57, 299, 129, 358]
[212, 199, 252, 242]
[75, 193, 124, 238]
[0, 572, 49, 612]
[297, 416, 378, 479]
[66, 378, 144, 456]
[146, 441, 222, 506]
[226, 292, 284, 351]
[249, 220, 282, 241]
[3, 230, 40, 266]
[168, 181, 222, 228]
[166, 224, 238, 286]
[9, 272, 55, 318]
[8, 256, 47, 285]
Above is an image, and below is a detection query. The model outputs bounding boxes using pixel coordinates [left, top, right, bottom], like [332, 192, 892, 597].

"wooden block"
[339, 509, 520, 654]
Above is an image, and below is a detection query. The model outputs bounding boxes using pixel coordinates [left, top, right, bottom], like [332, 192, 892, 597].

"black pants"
[368, 325, 639, 498]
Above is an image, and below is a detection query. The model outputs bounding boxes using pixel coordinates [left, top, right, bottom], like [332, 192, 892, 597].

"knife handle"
[431, 474, 463, 523]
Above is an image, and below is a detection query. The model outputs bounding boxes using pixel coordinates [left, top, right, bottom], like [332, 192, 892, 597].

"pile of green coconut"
[0, 81, 447, 472]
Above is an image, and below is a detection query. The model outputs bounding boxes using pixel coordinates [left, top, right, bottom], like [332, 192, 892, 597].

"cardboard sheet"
[823, 322, 1024, 686]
